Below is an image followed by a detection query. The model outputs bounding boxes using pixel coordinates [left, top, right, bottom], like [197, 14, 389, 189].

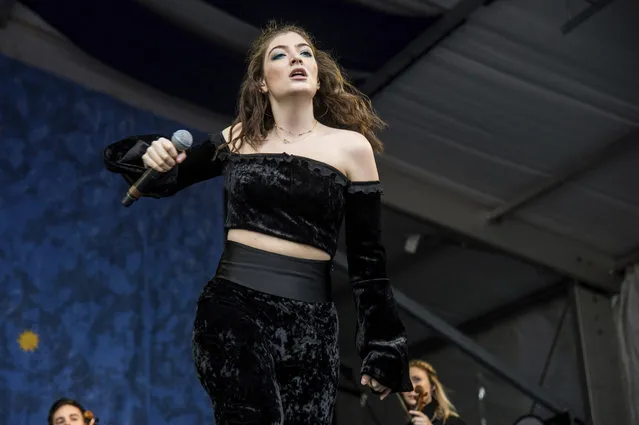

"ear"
[260, 79, 268, 93]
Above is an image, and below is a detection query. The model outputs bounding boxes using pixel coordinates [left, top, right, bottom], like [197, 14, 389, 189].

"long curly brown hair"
[226, 21, 386, 153]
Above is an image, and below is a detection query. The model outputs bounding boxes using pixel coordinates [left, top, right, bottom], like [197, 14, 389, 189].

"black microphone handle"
[121, 167, 161, 207]
[120, 130, 192, 207]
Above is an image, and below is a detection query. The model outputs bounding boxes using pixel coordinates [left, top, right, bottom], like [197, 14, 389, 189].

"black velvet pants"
[192, 242, 340, 425]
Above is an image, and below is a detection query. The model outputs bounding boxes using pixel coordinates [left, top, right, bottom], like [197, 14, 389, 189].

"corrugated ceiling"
[374, 0, 639, 259]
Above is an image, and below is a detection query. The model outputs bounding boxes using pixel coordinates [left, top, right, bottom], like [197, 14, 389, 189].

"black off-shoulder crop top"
[105, 132, 377, 257]
[103, 131, 412, 393]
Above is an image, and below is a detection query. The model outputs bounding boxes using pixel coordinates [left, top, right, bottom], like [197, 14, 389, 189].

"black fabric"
[103, 133, 224, 197]
[345, 183, 413, 393]
[103, 131, 412, 402]
[216, 240, 332, 302]
[406, 415, 467, 425]
[404, 402, 467, 425]
[192, 277, 339, 425]
[103, 132, 348, 258]
[437, 416, 466, 425]
[222, 143, 348, 257]
[404, 416, 467, 425]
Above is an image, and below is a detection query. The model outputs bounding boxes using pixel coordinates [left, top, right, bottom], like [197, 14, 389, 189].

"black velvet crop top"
[104, 132, 378, 257]
[103, 131, 412, 393]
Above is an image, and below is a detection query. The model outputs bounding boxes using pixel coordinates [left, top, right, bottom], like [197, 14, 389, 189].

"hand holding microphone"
[142, 130, 192, 172]
[121, 130, 193, 207]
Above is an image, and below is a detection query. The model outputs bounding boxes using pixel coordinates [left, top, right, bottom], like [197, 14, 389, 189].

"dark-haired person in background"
[48, 398, 96, 425]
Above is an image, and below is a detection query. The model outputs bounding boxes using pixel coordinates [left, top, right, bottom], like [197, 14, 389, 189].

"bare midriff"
[227, 229, 331, 261]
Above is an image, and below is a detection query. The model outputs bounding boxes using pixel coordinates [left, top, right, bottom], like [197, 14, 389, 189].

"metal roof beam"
[561, 0, 618, 35]
[373, 154, 621, 292]
[360, 0, 488, 98]
[408, 279, 570, 355]
[614, 245, 639, 272]
[333, 153, 620, 292]
[486, 129, 639, 223]
[394, 288, 575, 417]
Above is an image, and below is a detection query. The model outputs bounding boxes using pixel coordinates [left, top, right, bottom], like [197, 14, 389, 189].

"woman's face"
[52, 404, 84, 425]
[261, 31, 319, 100]
[401, 366, 433, 409]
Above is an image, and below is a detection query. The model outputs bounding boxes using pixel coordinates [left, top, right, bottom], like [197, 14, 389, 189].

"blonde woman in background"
[399, 359, 466, 425]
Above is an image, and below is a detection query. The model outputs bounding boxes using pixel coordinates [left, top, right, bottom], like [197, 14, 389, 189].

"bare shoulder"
[222, 123, 243, 148]
[221, 125, 232, 142]
[222, 123, 242, 140]
[335, 129, 373, 154]
[330, 128, 379, 181]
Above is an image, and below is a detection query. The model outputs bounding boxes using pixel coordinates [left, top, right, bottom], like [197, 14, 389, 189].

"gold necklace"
[275, 120, 318, 144]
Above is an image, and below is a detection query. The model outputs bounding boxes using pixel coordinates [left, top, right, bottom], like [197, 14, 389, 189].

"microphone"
[120, 129, 193, 207]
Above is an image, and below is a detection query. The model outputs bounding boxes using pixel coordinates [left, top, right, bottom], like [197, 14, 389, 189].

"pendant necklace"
[275, 120, 318, 144]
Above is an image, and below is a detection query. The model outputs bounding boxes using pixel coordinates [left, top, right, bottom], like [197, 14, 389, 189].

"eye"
[300, 50, 313, 57]
[271, 52, 285, 60]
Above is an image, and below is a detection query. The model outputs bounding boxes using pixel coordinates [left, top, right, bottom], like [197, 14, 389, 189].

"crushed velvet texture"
[103, 131, 412, 397]
[192, 278, 339, 425]
[223, 147, 347, 257]
[103, 132, 347, 256]
[345, 182, 413, 393]
[103, 133, 225, 197]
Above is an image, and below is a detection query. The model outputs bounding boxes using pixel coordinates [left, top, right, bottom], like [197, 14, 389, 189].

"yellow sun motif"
[17, 330, 39, 352]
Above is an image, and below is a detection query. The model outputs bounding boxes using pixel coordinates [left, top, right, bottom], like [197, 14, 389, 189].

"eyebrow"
[268, 43, 312, 56]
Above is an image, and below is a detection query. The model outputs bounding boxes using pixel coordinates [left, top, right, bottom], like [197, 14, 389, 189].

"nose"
[290, 54, 303, 65]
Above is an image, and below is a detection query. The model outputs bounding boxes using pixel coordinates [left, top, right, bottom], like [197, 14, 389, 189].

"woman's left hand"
[361, 374, 391, 400]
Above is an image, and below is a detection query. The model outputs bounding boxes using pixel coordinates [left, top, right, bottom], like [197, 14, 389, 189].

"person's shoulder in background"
[443, 415, 467, 425]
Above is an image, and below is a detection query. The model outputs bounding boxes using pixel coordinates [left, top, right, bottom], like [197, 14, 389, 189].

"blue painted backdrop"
[0, 53, 225, 424]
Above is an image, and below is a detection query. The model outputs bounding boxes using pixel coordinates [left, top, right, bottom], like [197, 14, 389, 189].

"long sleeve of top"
[103, 133, 227, 198]
[344, 180, 412, 393]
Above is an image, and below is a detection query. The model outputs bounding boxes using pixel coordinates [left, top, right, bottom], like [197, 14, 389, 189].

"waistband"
[215, 240, 332, 303]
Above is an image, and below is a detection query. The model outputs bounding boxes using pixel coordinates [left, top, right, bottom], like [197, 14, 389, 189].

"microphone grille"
[172, 129, 193, 151]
